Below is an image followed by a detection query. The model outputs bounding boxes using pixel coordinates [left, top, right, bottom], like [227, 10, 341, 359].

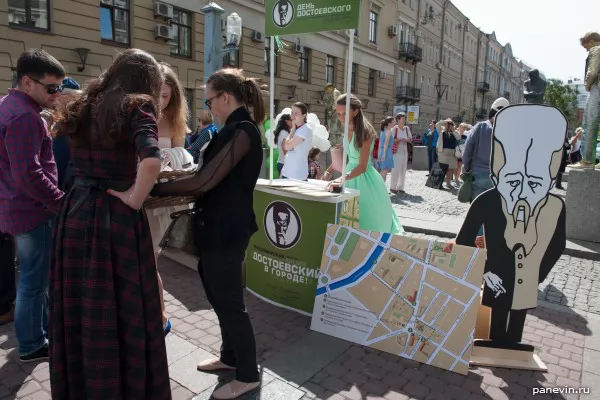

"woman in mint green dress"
[330, 94, 403, 235]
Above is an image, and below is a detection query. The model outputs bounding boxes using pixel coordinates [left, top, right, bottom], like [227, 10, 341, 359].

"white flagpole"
[340, 29, 355, 188]
[269, 36, 275, 183]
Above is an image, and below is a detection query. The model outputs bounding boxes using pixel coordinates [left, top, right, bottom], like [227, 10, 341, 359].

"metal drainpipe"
[435, 0, 448, 121]
[457, 18, 468, 120]
[412, 0, 423, 119]
[481, 35, 489, 111]
[473, 31, 482, 123]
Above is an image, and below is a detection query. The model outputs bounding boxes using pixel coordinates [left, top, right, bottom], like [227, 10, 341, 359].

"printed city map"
[310, 224, 486, 375]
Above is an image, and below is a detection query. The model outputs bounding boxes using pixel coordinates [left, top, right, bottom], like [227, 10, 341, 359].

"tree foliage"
[543, 79, 579, 132]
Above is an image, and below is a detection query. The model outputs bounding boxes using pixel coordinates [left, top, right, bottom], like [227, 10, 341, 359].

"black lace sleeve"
[131, 104, 161, 160]
[151, 128, 251, 197]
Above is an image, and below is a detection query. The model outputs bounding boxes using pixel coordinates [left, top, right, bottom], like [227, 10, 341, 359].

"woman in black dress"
[50, 49, 170, 399]
[150, 68, 265, 399]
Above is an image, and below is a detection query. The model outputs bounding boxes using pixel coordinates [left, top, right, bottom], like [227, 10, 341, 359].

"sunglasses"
[29, 77, 63, 95]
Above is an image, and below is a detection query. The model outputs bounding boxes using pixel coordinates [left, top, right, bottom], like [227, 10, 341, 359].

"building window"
[326, 55, 335, 84]
[351, 63, 358, 93]
[265, 38, 278, 76]
[8, 0, 50, 30]
[369, 11, 378, 43]
[368, 69, 375, 97]
[170, 9, 192, 57]
[100, 0, 130, 44]
[184, 89, 194, 129]
[298, 47, 309, 82]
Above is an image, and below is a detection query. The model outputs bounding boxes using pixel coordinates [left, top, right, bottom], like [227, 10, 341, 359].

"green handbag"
[457, 170, 473, 203]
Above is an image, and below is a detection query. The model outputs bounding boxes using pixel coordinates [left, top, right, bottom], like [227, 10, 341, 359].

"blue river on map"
[315, 233, 392, 296]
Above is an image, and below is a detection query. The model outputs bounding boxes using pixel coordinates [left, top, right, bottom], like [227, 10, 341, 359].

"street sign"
[265, 0, 360, 36]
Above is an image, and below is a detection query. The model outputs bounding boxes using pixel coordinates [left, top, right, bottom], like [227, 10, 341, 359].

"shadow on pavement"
[159, 256, 213, 313]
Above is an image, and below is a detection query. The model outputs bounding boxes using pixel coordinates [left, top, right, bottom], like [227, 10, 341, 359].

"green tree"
[543, 79, 579, 133]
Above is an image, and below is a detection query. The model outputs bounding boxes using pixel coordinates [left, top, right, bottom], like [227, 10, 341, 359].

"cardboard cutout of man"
[456, 104, 566, 351]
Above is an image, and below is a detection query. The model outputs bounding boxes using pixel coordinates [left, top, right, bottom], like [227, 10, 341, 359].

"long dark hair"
[55, 49, 163, 146]
[206, 68, 266, 123]
[336, 94, 375, 149]
[274, 114, 291, 144]
[380, 116, 394, 131]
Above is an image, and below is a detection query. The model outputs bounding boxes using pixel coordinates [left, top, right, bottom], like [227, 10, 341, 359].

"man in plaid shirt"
[0, 49, 65, 362]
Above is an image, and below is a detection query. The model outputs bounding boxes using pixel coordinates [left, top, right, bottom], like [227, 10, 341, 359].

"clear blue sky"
[451, 0, 598, 82]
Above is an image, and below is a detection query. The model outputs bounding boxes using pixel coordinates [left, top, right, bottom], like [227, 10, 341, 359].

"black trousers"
[489, 307, 528, 343]
[0, 232, 16, 315]
[197, 245, 259, 383]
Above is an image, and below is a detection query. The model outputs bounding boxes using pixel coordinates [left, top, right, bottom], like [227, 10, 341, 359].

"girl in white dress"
[390, 112, 412, 193]
[147, 62, 190, 334]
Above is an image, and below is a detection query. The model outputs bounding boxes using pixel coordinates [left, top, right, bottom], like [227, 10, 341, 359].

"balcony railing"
[477, 81, 490, 92]
[476, 108, 487, 119]
[396, 86, 421, 103]
[398, 43, 423, 64]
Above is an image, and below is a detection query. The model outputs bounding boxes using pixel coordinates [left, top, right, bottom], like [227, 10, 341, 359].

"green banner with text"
[265, 0, 360, 36]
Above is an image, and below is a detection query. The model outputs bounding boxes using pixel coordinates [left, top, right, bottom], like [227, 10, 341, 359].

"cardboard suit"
[456, 104, 567, 350]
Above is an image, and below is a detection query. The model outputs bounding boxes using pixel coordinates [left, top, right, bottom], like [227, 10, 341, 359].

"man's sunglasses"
[29, 77, 63, 95]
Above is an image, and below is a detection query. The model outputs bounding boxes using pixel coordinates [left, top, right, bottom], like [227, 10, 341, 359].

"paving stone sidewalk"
[390, 169, 566, 218]
[1, 247, 598, 400]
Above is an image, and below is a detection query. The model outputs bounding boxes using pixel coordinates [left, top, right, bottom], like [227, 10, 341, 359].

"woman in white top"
[273, 113, 292, 177]
[147, 62, 189, 334]
[390, 112, 412, 193]
[282, 102, 313, 180]
[570, 127, 584, 163]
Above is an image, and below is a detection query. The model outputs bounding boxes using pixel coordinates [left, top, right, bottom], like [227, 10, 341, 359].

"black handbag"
[159, 209, 199, 257]
[425, 162, 447, 189]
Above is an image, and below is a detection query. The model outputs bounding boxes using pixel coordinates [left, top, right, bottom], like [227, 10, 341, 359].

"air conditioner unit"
[154, 2, 173, 20]
[155, 24, 174, 40]
[388, 25, 398, 37]
[251, 30, 264, 42]
[378, 71, 387, 79]
[294, 43, 304, 53]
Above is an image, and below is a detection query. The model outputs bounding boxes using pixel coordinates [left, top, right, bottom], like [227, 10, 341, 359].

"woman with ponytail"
[150, 68, 264, 399]
[330, 94, 403, 235]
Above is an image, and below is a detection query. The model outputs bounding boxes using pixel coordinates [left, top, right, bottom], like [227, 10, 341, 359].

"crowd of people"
[0, 46, 406, 399]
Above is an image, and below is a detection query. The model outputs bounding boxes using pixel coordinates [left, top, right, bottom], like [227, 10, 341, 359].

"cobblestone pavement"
[0, 250, 594, 400]
[390, 169, 566, 218]
[408, 232, 600, 315]
[398, 174, 599, 315]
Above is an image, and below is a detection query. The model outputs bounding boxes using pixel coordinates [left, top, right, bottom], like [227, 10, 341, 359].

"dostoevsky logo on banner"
[272, 0, 294, 28]
[264, 200, 302, 249]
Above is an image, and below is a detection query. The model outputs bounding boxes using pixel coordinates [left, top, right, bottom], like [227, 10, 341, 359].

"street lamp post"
[434, 84, 448, 121]
[201, 2, 242, 108]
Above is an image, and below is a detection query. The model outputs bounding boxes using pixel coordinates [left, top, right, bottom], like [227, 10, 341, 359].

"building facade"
[1, 0, 401, 130]
[1, 0, 531, 134]
[394, 0, 529, 133]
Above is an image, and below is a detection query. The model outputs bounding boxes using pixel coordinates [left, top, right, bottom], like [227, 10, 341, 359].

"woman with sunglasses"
[150, 68, 265, 399]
